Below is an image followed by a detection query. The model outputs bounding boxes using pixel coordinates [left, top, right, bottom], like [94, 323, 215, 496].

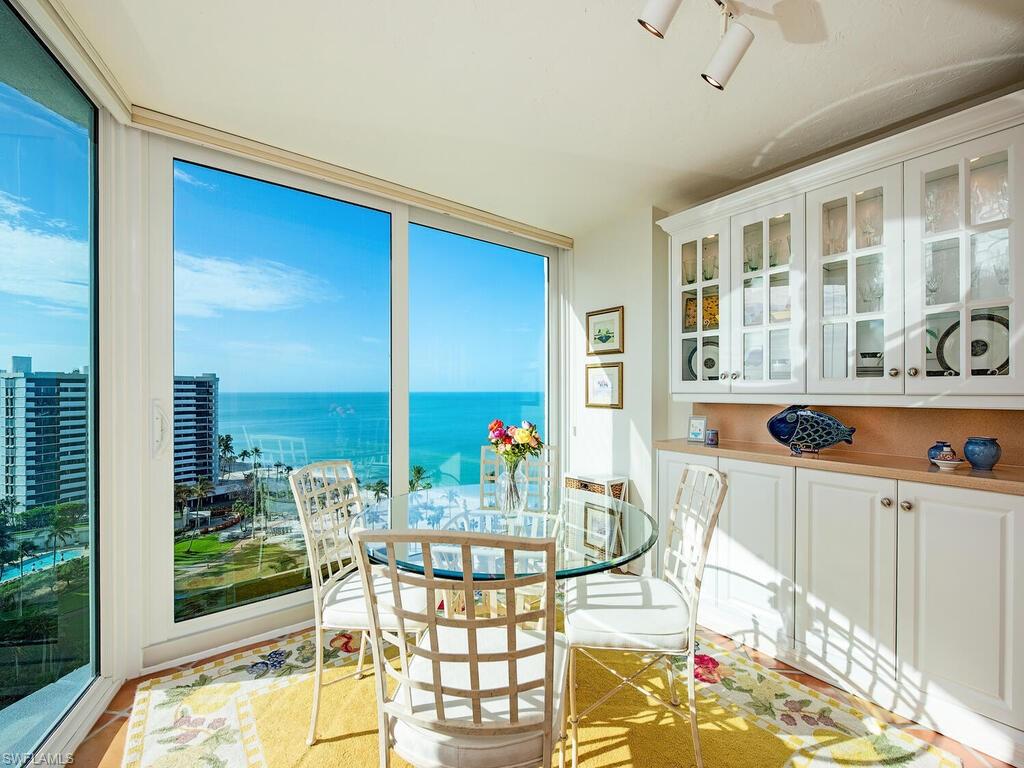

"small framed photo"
[583, 503, 621, 556]
[687, 415, 707, 443]
[586, 306, 624, 355]
[585, 363, 623, 409]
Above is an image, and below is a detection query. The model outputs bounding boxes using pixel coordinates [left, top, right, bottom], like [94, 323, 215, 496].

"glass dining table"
[355, 485, 657, 580]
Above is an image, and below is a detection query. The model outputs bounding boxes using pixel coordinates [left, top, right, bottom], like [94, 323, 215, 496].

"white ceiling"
[60, 0, 1024, 237]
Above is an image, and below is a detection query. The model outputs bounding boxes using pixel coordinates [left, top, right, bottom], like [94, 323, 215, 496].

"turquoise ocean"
[218, 391, 544, 487]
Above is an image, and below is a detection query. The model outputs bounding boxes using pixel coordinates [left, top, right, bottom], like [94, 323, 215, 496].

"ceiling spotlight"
[701, 14, 754, 90]
[638, 0, 684, 38]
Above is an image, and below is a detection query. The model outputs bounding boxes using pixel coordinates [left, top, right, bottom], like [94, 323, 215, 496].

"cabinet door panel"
[729, 197, 806, 393]
[904, 125, 1024, 396]
[707, 458, 795, 655]
[897, 481, 1024, 729]
[795, 469, 897, 702]
[807, 165, 905, 394]
[670, 220, 731, 394]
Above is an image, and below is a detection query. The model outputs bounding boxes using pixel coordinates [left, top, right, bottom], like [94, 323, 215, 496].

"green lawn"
[173, 533, 237, 564]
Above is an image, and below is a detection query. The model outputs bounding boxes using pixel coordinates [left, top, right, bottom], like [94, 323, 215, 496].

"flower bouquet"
[487, 419, 543, 514]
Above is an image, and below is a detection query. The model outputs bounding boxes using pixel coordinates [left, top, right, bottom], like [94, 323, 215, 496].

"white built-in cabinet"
[904, 125, 1024, 396]
[794, 469, 897, 703]
[656, 449, 1024, 764]
[663, 101, 1024, 405]
[896, 481, 1024, 731]
[806, 165, 905, 393]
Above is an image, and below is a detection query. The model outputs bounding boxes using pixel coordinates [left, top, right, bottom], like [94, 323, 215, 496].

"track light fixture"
[637, 0, 685, 38]
[637, 0, 754, 91]
[701, 8, 754, 90]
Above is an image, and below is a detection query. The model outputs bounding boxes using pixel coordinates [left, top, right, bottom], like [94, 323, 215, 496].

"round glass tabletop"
[356, 485, 657, 580]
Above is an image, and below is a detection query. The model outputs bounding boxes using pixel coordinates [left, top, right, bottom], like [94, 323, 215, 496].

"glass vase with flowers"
[487, 419, 544, 516]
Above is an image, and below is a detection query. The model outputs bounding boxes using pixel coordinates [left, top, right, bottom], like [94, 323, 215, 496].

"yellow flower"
[515, 429, 532, 444]
[182, 681, 241, 715]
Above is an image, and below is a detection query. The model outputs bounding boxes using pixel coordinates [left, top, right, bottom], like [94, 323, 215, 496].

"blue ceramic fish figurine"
[767, 406, 856, 455]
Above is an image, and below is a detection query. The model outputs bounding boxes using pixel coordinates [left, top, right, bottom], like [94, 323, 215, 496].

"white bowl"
[933, 458, 964, 472]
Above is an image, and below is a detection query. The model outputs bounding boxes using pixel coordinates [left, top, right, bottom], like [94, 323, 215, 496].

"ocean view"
[218, 391, 545, 487]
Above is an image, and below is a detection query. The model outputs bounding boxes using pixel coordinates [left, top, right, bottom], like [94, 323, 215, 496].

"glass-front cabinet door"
[905, 125, 1024, 396]
[670, 219, 730, 393]
[729, 196, 805, 393]
[806, 165, 904, 393]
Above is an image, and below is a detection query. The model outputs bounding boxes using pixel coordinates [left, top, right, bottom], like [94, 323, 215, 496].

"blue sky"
[174, 161, 546, 393]
[0, 82, 92, 375]
[0, 74, 546, 393]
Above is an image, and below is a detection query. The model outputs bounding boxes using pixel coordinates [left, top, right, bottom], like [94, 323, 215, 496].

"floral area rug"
[122, 629, 961, 768]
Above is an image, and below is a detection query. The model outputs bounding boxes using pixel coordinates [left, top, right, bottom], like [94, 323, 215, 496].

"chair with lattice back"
[563, 463, 727, 768]
[351, 527, 569, 768]
[289, 460, 428, 746]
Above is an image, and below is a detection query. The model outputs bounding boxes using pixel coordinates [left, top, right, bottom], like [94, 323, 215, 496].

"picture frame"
[586, 305, 624, 355]
[687, 415, 707, 443]
[585, 362, 623, 409]
[583, 502, 622, 557]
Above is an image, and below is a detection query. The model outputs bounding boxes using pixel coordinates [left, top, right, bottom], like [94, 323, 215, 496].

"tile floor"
[71, 628, 1015, 768]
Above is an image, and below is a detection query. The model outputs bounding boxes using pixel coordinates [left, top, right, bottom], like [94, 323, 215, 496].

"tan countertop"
[654, 438, 1024, 496]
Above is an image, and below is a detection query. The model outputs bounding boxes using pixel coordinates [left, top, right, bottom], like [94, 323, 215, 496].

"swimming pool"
[0, 547, 86, 582]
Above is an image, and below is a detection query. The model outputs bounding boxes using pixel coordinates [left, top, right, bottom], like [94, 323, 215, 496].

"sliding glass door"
[170, 160, 391, 622]
[0, 1, 97, 758]
[408, 220, 549, 489]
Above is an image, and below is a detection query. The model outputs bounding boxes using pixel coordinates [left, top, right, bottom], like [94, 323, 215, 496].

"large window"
[172, 160, 390, 622]
[408, 223, 548, 487]
[0, 1, 97, 759]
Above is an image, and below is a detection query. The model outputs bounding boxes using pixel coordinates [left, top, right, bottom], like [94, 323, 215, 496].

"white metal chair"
[479, 445, 557, 512]
[351, 527, 569, 768]
[563, 464, 727, 768]
[289, 460, 428, 746]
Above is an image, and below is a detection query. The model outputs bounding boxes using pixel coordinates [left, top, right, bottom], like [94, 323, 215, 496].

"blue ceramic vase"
[964, 437, 1001, 471]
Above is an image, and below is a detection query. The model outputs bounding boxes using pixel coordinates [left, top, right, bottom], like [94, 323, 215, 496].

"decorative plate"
[686, 339, 719, 380]
[935, 313, 1010, 375]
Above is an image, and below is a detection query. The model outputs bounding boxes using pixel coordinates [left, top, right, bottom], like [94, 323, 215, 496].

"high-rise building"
[1, 357, 90, 511]
[173, 374, 220, 485]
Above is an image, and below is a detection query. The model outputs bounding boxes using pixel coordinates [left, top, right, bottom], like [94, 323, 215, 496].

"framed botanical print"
[586, 305, 624, 355]
[583, 502, 622, 557]
[586, 363, 623, 409]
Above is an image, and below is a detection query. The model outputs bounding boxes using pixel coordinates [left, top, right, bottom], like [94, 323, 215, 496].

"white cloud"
[173, 167, 216, 190]
[0, 220, 90, 308]
[0, 191, 32, 219]
[174, 252, 322, 318]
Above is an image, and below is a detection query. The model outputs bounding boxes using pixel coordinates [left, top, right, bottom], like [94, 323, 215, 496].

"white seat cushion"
[321, 571, 428, 632]
[391, 626, 568, 768]
[564, 572, 691, 652]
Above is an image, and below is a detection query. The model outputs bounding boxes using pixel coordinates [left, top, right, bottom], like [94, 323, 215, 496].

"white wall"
[567, 206, 689, 515]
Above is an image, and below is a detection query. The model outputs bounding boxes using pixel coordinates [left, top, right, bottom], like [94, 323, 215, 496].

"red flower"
[503, 436, 513, 444]
[488, 419, 504, 432]
[692, 654, 721, 684]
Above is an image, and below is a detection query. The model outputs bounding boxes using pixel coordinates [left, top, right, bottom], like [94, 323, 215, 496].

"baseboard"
[138, 618, 314, 677]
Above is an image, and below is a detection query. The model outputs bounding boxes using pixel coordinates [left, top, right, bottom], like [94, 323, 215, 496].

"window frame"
[143, 136, 561, 656]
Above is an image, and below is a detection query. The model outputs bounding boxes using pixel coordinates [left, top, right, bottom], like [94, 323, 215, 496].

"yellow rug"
[122, 629, 960, 768]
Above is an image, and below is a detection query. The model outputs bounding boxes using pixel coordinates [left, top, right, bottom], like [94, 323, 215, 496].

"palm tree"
[218, 434, 236, 479]
[232, 500, 253, 536]
[369, 480, 389, 502]
[16, 540, 35, 615]
[174, 484, 191, 522]
[186, 478, 214, 552]
[409, 465, 433, 492]
[47, 511, 76, 569]
[0, 496, 20, 528]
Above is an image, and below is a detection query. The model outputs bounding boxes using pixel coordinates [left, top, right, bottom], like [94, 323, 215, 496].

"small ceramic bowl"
[933, 458, 965, 472]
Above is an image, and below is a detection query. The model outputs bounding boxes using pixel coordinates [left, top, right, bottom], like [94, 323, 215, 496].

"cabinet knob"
[907, 367, 920, 377]
[880, 497, 893, 508]
[730, 372, 739, 380]
[899, 500, 913, 511]
[888, 368, 900, 377]
[719, 373, 728, 381]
